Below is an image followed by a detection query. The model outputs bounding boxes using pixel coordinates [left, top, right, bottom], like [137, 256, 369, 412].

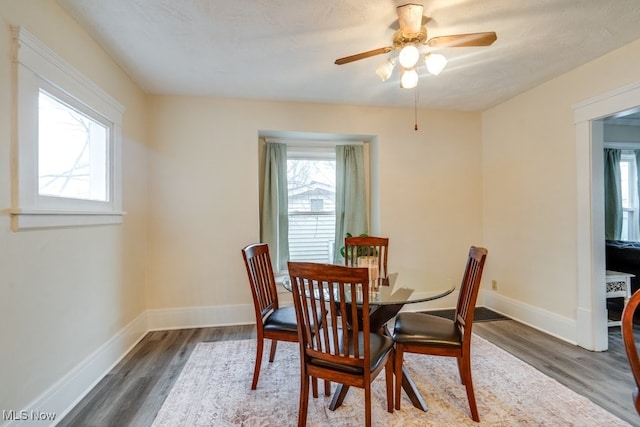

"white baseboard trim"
[7, 304, 258, 427]
[4, 312, 149, 427]
[482, 290, 577, 345]
[146, 304, 256, 331]
[6, 296, 577, 427]
[389, 290, 577, 346]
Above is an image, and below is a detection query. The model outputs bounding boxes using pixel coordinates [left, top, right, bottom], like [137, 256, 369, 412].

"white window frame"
[620, 151, 639, 241]
[286, 145, 337, 264]
[10, 26, 125, 230]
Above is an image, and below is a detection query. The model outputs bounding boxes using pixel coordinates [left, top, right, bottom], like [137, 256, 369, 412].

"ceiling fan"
[334, 3, 497, 88]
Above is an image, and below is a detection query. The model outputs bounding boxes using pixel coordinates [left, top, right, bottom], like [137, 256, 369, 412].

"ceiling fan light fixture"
[425, 53, 447, 75]
[376, 57, 397, 81]
[400, 68, 418, 89]
[398, 45, 420, 68]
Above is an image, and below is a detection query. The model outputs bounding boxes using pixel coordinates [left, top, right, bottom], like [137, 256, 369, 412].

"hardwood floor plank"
[58, 322, 638, 426]
[474, 320, 638, 425]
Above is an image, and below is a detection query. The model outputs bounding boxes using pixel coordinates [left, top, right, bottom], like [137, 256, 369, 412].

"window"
[38, 89, 109, 202]
[259, 134, 374, 272]
[287, 147, 336, 263]
[11, 26, 124, 230]
[620, 151, 639, 241]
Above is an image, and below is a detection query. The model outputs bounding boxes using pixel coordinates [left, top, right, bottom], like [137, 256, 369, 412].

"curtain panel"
[334, 145, 368, 263]
[604, 148, 622, 240]
[260, 142, 289, 271]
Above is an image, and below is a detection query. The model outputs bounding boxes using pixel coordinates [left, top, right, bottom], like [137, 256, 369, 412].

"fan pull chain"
[414, 86, 419, 131]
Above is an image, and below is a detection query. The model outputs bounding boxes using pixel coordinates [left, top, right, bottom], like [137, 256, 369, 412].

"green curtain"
[260, 142, 289, 271]
[604, 148, 622, 240]
[334, 145, 368, 263]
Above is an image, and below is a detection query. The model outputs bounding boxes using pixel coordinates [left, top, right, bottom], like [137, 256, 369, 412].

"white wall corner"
[2, 305, 258, 427]
[576, 306, 608, 352]
[4, 312, 149, 427]
[482, 290, 578, 346]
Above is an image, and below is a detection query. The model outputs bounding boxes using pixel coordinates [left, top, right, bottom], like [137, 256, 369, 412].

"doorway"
[575, 81, 640, 351]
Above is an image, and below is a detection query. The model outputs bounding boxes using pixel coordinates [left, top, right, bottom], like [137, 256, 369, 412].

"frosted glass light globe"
[398, 45, 419, 68]
[425, 53, 448, 76]
[400, 69, 418, 89]
[375, 58, 396, 81]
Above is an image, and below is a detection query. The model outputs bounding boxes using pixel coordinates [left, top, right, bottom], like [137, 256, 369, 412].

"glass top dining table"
[281, 275, 455, 307]
[281, 273, 455, 413]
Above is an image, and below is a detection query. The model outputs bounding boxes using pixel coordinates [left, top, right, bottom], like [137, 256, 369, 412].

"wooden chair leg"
[456, 356, 465, 384]
[364, 384, 372, 427]
[460, 356, 479, 422]
[252, 337, 264, 390]
[385, 357, 394, 413]
[394, 345, 404, 410]
[268, 339, 278, 362]
[312, 376, 318, 398]
[298, 372, 310, 427]
[309, 378, 330, 398]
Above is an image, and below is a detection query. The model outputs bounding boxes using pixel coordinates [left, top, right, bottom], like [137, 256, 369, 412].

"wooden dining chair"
[344, 236, 389, 284]
[241, 243, 301, 390]
[288, 261, 395, 427]
[392, 246, 488, 421]
[622, 289, 640, 415]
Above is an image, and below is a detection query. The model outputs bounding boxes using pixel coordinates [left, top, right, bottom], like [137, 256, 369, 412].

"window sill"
[10, 209, 125, 231]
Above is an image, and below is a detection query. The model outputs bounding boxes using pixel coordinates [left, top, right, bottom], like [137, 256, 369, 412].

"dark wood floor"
[59, 318, 640, 426]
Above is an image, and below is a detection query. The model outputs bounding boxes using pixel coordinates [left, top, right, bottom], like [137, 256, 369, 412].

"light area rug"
[151, 336, 630, 427]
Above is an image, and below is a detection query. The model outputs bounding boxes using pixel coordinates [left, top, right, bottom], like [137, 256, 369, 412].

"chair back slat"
[344, 236, 389, 282]
[242, 244, 279, 319]
[289, 262, 370, 369]
[454, 246, 488, 339]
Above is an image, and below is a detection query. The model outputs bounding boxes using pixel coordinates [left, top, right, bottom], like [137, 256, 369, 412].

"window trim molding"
[10, 26, 125, 231]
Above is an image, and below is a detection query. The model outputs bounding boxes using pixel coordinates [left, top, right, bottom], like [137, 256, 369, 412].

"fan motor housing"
[393, 26, 427, 48]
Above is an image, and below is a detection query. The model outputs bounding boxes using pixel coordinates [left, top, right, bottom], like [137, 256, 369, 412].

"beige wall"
[482, 39, 640, 320]
[147, 97, 483, 310]
[0, 0, 149, 416]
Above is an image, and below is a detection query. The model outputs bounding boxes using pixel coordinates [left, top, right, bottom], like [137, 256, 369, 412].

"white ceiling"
[57, 0, 640, 111]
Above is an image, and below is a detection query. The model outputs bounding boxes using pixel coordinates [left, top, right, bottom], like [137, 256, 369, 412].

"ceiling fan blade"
[426, 32, 497, 48]
[397, 3, 424, 33]
[334, 47, 393, 65]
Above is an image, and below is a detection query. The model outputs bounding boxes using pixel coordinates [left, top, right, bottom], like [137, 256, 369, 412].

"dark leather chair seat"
[263, 306, 297, 333]
[310, 331, 394, 374]
[393, 313, 462, 348]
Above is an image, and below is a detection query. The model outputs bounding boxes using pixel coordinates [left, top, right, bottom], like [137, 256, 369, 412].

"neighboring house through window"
[287, 146, 337, 263]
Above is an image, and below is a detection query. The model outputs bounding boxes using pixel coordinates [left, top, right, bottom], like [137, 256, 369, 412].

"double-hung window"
[620, 151, 639, 241]
[287, 146, 337, 263]
[260, 135, 371, 272]
[11, 26, 124, 230]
